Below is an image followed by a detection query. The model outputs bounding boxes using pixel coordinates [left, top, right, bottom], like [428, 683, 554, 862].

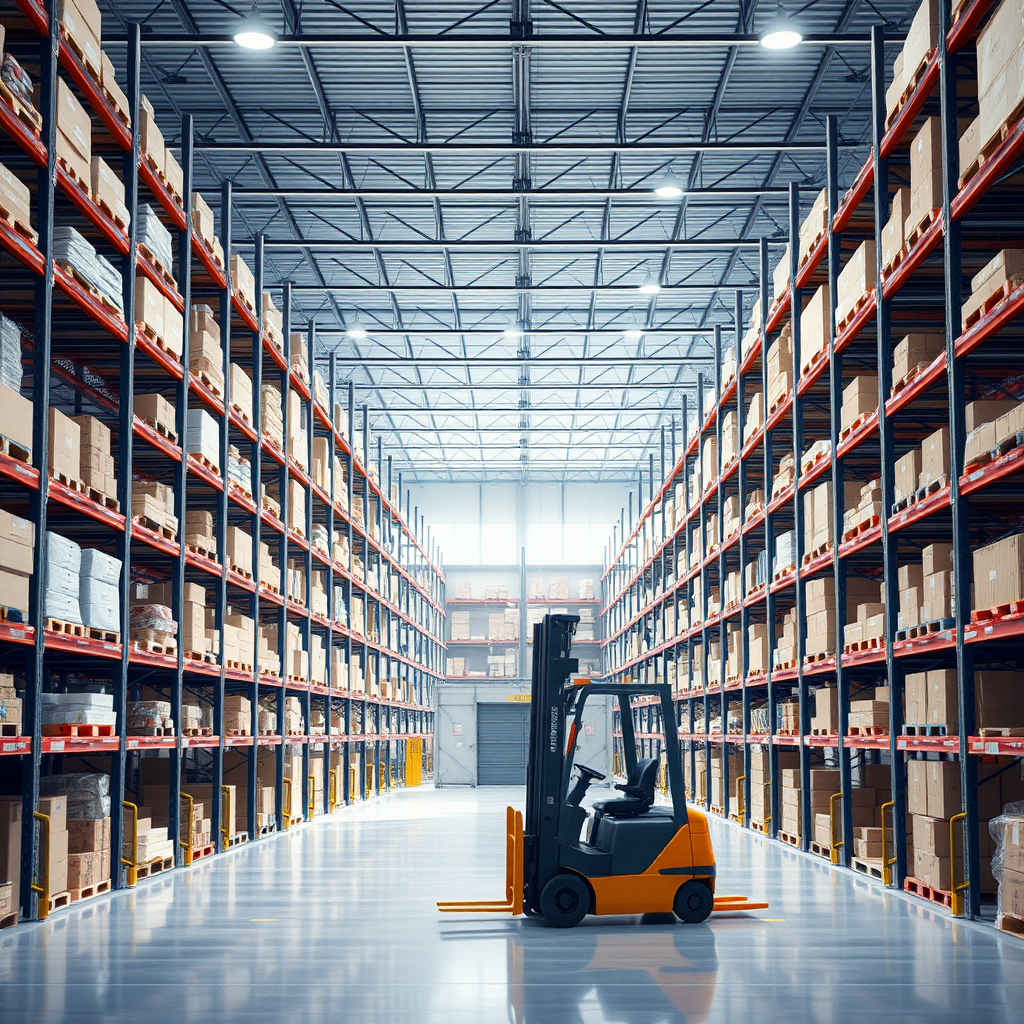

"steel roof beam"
[227, 186, 790, 200]
[137, 32, 879, 49]
[250, 238, 782, 251]
[325, 356, 711, 365]
[193, 140, 827, 155]
[268, 283, 757, 293]
[313, 328, 719, 336]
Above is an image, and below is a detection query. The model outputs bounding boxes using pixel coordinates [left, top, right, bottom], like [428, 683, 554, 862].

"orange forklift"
[439, 614, 766, 927]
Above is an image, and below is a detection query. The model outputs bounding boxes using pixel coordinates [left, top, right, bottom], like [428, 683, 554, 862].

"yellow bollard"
[179, 793, 194, 866]
[31, 812, 51, 920]
[121, 801, 138, 887]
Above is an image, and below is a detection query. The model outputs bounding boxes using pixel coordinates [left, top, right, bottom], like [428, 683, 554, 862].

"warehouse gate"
[476, 703, 530, 785]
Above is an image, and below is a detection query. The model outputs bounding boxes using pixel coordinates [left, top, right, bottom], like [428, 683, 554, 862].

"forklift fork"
[437, 806, 524, 915]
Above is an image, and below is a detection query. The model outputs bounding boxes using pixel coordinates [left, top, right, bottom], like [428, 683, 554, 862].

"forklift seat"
[592, 758, 658, 819]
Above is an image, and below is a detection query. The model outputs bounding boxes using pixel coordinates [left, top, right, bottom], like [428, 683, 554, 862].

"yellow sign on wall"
[507, 694, 531, 702]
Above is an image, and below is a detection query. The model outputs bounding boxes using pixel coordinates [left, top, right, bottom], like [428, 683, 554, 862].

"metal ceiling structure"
[102, 0, 917, 483]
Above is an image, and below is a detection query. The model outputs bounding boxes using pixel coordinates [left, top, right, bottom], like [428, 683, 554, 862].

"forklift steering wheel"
[575, 764, 606, 781]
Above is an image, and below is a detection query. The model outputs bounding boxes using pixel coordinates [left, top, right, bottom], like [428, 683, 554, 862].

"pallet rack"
[601, 0, 1024, 923]
[0, 4, 444, 923]
[445, 556, 603, 685]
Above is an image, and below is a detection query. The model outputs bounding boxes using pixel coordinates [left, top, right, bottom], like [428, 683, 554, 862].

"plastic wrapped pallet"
[1, 53, 35, 110]
[130, 603, 177, 638]
[40, 691, 116, 726]
[40, 772, 111, 819]
[127, 700, 172, 734]
[44, 531, 82, 623]
[186, 407, 220, 470]
[137, 204, 173, 275]
[992, 802, 1024, 933]
[0, 313, 24, 393]
[52, 226, 124, 313]
[227, 445, 250, 495]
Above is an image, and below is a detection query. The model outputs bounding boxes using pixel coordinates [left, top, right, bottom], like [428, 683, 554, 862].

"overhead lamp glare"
[347, 324, 368, 340]
[653, 174, 684, 199]
[638, 274, 661, 295]
[623, 328, 644, 342]
[759, 18, 802, 49]
[234, 4, 278, 49]
[503, 324, 523, 340]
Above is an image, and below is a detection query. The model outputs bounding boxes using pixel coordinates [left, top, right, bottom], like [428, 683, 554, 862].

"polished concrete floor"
[1, 786, 1021, 1023]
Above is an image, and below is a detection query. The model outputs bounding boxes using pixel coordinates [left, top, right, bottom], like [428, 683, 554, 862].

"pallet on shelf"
[68, 878, 111, 904]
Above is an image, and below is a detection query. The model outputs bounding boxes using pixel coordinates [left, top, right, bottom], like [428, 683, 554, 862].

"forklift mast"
[524, 614, 579, 914]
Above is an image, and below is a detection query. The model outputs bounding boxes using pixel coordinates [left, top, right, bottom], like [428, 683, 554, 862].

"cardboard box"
[48, 826, 69, 895]
[0, 383, 32, 456]
[881, 187, 910, 267]
[38, 794, 67, 834]
[893, 333, 945, 383]
[134, 392, 176, 431]
[973, 533, 1024, 611]
[909, 117, 943, 222]
[966, 398, 1020, 434]
[841, 375, 877, 431]
[926, 761, 961, 820]
[922, 543, 952, 577]
[800, 284, 831, 364]
[837, 240, 876, 321]
[56, 78, 91, 164]
[894, 448, 922, 503]
[0, 508, 35, 577]
[57, 0, 102, 74]
[905, 671, 927, 725]
[68, 816, 110, 853]
[67, 850, 104, 890]
[922, 571, 952, 622]
[139, 96, 165, 168]
[920, 426, 949, 486]
[928, 669, 959, 730]
[90, 156, 125, 213]
[908, 760, 928, 816]
[48, 408, 81, 482]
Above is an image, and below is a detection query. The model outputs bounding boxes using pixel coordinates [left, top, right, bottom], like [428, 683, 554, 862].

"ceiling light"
[759, 17, 802, 49]
[234, 4, 277, 49]
[653, 174, 684, 199]
[503, 324, 522, 340]
[624, 328, 644, 342]
[638, 274, 661, 295]
[347, 323, 368, 340]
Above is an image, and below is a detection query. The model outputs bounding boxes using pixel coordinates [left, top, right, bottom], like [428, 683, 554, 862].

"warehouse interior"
[2, 0, 1024, 1018]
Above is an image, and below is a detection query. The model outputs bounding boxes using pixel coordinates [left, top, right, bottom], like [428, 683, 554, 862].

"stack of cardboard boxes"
[55, 78, 91, 188]
[810, 685, 838, 735]
[881, 187, 910, 270]
[189, 304, 223, 394]
[262, 292, 283, 349]
[842, 578, 886, 650]
[0, 159, 35, 241]
[261, 384, 284, 448]
[190, 191, 223, 265]
[230, 254, 256, 313]
[884, 0, 937, 122]
[836, 241, 875, 328]
[0, 508, 34, 616]
[841, 376, 877, 434]
[0, 796, 22, 917]
[773, 609, 797, 669]
[996, 810, 1024, 934]
[964, 395, 1024, 467]
[798, 189, 828, 266]
[804, 577, 836, 659]
[131, 479, 177, 537]
[783, 767, 841, 840]
[134, 392, 177, 441]
[893, 426, 948, 507]
[960, 0, 1024, 175]
[802, 481, 834, 559]
[892, 332, 945, 390]
[799, 284, 831, 374]
[709, 749, 743, 814]
[842, 478, 883, 539]
[0, 672, 21, 736]
[135, 275, 183, 358]
[972, 532, 1024, 614]
[224, 612, 255, 670]
[849, 686, 890, 732]
[750, 748, 796, 829]
[907, 116, 943, 238]
[49, 407, 81, 486]
[67, 811, 110, 897]
[72, 414, 116, 504]
[905, 669, 958, 732]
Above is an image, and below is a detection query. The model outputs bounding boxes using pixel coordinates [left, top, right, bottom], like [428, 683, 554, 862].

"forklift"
[439, 614, 767, 927]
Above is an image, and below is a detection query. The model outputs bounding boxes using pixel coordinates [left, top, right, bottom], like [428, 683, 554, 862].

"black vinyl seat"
[592, 758, 659, 819]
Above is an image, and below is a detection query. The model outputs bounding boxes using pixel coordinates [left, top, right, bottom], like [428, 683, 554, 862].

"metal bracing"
[106, 0, 919, 481]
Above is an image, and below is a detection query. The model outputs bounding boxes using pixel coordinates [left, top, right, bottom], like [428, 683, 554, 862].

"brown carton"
[927, 761, 961, 820]
[48, 408, 81, 482]
[920, 426, 949, 486]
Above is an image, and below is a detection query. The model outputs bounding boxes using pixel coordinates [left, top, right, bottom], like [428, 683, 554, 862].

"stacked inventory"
[600, 0, 1024, 930]
[0, 7, 445, 927]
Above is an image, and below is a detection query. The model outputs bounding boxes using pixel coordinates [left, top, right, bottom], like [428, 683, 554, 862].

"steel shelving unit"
[0, 2, 444, 924]
[601, 0, 1024, 924]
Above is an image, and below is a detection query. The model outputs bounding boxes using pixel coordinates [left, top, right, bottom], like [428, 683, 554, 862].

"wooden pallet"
[225, 729, 251, 737]
[838, 411, 871, 443]
[803, 652, 834, 665]
[132, 513, 177, 541]
[56, 261, 122, 315]
[836, 291, 872, 336]
[771, 566, 795, 583]
[191, 843, 215, 860]
[138, 243, 177, 289]
[93, 194, 129, 233]
[135, 855, 173, 880]
[45, 617, 86, 637]
[0, 198, 39, 247]
[0, 433, 31, 465]
[69, 878, 111, 903]
[971, 600, 1024, 624]
[140, 415, 178, 444]
[801, 542, 832, 566]
[979, 726, 1024, 737]
[809, 841, 831, 859]
[905, 207, 940, 251]
[42, 722, 115, 737]
[190, 452, 220, 475]
[128, 726, 174, 737]
[904, 875, 952, 908]
[963, 275, 1024, 332]
[193, 367, 224, 399]
[882, 244, 908, 280]
[136, 320, 182, 362]
[0, 911, 17, 929]
[49, 469, 87, 495]
[226, 659, 254, 673]
[84, 485, 120, 512]
[0, 78, 42, 134]
[841, 515, 881, 544]
[132, 635, 178, 656]
[895, 617, 954, 642]
[57, 154, 91, 197]
[228, 832, 249, 848]
[852, 857, 885, 880]
[810, 727, 836, 736]
[61, 27, 102, 80]
[0, 722, 22, 736]
[848, 726, 887, 737]
[182, 727, 213, 736]
[86, 626, 120, 644]
[258, 822, 277, 836]
[904, 724, 948, 736]
[997, 912, 1024, 939]
[959, 100, 1024, 187]
[184, 650, 217, 665]
[892, 475, 947, 514]
[777, 830, 801, 848]
[46, 890, 71, 912]
[185, 541, 216, 561]
[843, 637, 885, 655]
[229, 563, 253, 580]
[885, 47, 936, 128]
[773, 660, 797, 673]
[749, 820, 770, 834]
[890, 359, 934, 398]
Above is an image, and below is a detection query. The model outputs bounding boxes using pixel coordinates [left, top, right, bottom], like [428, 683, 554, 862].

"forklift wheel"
[674, 881, 714, 923]
[539, 873, 590, 928]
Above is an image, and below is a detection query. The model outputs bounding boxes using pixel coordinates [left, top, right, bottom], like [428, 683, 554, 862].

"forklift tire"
[539, 873, 591, 928]
[674, 880, 714, 923]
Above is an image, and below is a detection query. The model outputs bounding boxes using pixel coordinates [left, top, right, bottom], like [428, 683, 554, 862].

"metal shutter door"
[476, 703, 529, 785]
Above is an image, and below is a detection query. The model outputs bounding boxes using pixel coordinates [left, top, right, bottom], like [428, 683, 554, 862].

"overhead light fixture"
[234, 3, 278, 49]
[347, 323, 368, 340]
[759, 12, 802, 49]
[503, 323, 523, 340]
[623, 328, 644, 342]
[653, 174, 684, 200]
[638, 273, 661, 295]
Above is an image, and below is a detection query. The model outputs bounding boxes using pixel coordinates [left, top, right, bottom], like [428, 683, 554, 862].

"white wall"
[415, 481, 624, 566]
